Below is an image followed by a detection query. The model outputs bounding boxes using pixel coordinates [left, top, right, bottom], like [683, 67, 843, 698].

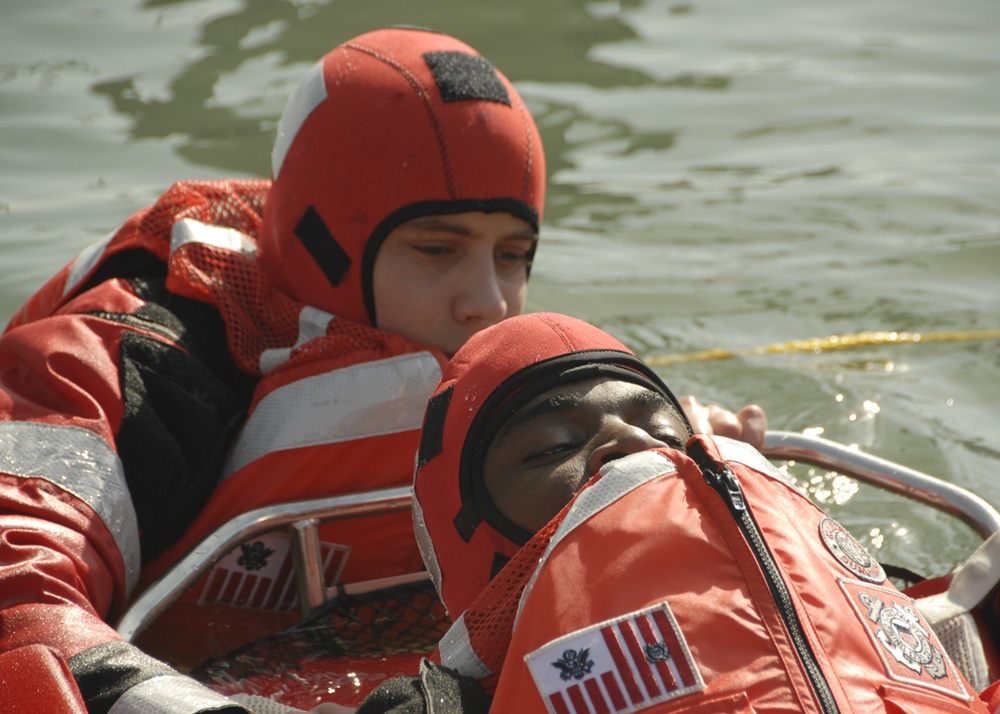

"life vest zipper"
[690, 443, 840, 714]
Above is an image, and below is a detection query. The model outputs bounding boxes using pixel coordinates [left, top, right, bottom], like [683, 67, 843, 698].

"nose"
[586, 422, 668, 477]
[453, 253, 508, 327]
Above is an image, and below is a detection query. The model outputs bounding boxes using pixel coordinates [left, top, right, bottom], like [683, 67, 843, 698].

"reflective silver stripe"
[271, 60, 327, 179]
[258, 305, 336, 375]
[221, 352, 443, 481]
[514, 450, 677, 628]
[64, 232, 117, 297]
[227, 694, 305, 713]
[107, 675, 247, 714]
[918, 530, 1000, 625]
[169, 217, 257, 258]
[412, 495, 443, 604]
[714, 435, 790, 484]
[557, 450, 676, 543]
[437, 614, 493, 680]
[0, 422, 140, 596]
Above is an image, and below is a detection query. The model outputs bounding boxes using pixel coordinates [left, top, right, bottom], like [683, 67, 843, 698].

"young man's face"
[482, 376, 689, 536]
[373, 211, 536, 357]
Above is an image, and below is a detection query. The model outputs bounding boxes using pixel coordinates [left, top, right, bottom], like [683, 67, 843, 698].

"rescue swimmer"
[0, 28, 764, 713]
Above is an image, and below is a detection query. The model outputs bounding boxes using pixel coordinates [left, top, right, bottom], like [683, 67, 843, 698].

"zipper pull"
[689, 440, 746, 512]
[705, 463, 746, 513]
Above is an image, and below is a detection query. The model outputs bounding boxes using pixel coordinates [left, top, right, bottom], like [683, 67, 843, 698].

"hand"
[678, 395, 768, 449]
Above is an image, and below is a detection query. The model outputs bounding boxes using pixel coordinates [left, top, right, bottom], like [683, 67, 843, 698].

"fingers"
[678, 395, 706, 434]
[736, 404, 768, 449]
[678, 395, 769, 449]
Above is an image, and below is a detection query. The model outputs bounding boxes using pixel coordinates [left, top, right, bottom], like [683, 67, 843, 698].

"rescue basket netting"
[191, 579, 450, 707]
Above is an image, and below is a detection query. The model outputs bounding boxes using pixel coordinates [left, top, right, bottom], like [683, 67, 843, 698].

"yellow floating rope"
[645, 329, 1000, 366]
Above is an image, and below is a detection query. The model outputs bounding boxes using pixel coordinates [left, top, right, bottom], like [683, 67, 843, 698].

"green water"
[2, 0, 999, 577]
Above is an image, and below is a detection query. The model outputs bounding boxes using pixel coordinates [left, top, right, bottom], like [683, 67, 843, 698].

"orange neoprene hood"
[258, 27, 546, 327]
[413, 313, 690, 617]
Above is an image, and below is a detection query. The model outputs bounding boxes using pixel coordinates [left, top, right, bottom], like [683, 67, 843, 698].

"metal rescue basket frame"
[116, 431, 1000, 644]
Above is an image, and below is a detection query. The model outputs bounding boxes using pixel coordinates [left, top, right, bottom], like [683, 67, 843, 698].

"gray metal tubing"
[290, 518, 326, 616]
[117, 433, 1000, 642]
[762, 430, 1000, 539]
[116, 486, 412, 642]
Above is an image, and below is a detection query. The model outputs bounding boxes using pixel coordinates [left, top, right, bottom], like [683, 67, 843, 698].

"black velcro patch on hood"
[423, 51, 511, 106]
[418, 385, 452, 468]
[295, 206, 352, 287]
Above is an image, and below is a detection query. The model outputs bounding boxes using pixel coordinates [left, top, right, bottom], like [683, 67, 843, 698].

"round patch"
[819, 517, 886, 583]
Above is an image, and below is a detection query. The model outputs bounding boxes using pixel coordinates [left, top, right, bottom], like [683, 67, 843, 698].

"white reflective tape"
[227, 693, 306, 714]
[258, 305, 336, 375]
[412, 493, 443, 607]
[221, 352, 442, 481]
[169, 218, 257, 258]
[714, 435, 789, 483]
[0, 422, 140, 596]
[515, 451, 676, 628]
[64, 232, 117, 297]
[437, 614, 493, 681]
[918, 530, 1000, 625]
[559, 450, 676, 542]
[271, 60, 327, 179]
[108, 674, 247, 714]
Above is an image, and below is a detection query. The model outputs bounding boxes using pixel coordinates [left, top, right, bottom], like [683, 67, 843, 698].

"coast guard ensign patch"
[199, 532, 349, 611]
[526, 602, 704, 713]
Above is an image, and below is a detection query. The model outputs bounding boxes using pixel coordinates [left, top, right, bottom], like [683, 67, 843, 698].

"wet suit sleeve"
[355, 659, 491, 714]
[0, 253, 255, 712]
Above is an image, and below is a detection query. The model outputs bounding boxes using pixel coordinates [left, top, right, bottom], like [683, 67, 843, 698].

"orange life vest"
[440, 436, 990, 713]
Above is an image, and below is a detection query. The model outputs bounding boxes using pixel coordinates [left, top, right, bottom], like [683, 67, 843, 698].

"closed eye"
[654, 431, 686, 449]
[412, 243, 452, 256]
[526, 441, 578, 461]
[497, 248, 532, 263]
[496, 242, 535, 274]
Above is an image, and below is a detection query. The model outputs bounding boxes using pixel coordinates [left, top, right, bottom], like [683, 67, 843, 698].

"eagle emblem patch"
[819, 517, 886, 583]
[526, 602, 704, 714]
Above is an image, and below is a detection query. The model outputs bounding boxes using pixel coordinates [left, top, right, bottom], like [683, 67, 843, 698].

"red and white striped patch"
[526, 602, 704, 714]
[199, 532, 349, 611]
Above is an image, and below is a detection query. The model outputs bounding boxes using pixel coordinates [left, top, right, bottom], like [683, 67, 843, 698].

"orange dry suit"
[0, 25, 544, 713]
[0, 178, 444, 713]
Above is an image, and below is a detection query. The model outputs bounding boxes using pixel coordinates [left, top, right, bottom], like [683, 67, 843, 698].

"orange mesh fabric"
[155, 179, 419, 378]
[157, 179, 297, 375]
[137, 179, 269, 259]
[442, 511, 566, 691]
[169, 240, 300, 374]
[169, 179, 269, 238]
[272, 319, 425, 375]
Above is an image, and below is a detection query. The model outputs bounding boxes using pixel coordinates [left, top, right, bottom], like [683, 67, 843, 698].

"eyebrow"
[490, 394, 581, 451]
[407, 216, 537, 241]
[492, 387, 678, 450]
